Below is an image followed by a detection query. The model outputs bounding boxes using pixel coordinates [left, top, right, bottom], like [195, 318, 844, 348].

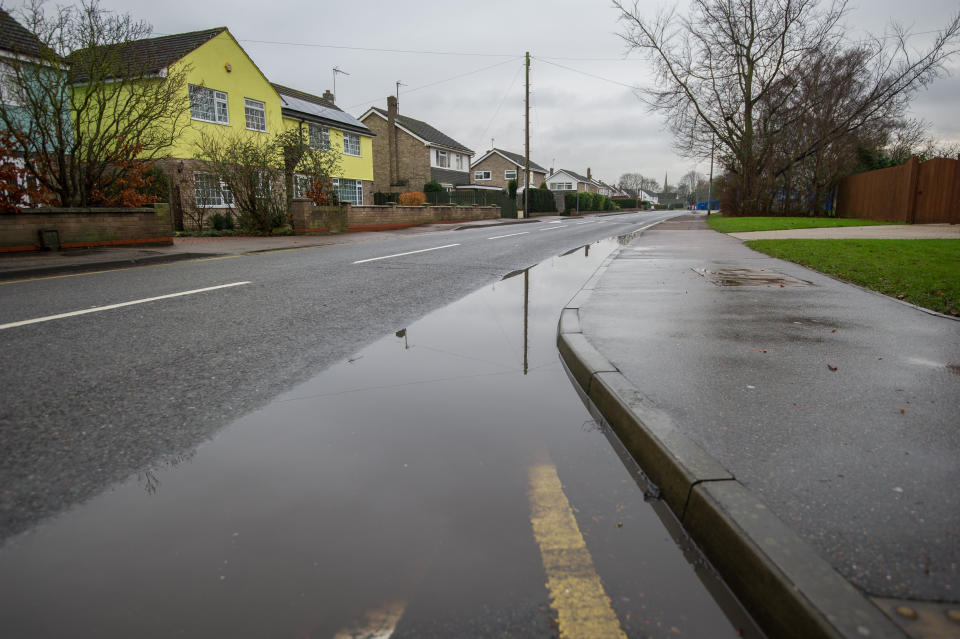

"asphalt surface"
[0, 211, 677, 542]
[560, 215, 959, 635]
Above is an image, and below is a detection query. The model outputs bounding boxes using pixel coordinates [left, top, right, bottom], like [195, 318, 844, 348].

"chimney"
[322, 89, 335, 103]
[587, 167, 592, 180]
[387, 96, 399, 187]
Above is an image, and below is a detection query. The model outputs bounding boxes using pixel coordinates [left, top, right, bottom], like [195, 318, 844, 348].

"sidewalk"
[558, 216, 960, 638]
[0, 216, 545, 280]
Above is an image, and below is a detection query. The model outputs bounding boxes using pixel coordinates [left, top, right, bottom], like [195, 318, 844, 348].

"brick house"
[359, 97, 473, 193]
[471, 148, 547, 190]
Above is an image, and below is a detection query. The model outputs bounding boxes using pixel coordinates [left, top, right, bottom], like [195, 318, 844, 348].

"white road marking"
[353, 243, 460, 264]
[540, 226, 563, 231]
[0, 282, 252, 331]
[487, 231, 530, 240]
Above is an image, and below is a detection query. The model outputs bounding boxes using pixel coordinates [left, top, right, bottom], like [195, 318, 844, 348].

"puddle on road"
[0, 235, 757, 638]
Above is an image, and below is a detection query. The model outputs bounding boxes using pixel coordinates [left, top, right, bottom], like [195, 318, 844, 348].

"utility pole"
[708, 133, 715, 216]
[524, 51, 530, 219]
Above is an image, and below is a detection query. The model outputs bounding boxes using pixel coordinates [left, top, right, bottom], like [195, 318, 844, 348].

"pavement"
[0, 216, 547, 280]
[558, 215, 960, 638]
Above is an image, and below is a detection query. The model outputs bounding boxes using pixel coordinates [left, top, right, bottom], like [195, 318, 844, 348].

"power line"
[345, 57, 521, 110]
[238, 38, 518, 58]
[479, 61, 524, 150]
[534, 57, 640, 91]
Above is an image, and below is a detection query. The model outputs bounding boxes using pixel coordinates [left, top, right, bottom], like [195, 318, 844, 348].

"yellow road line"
[528, 462, 627, 639]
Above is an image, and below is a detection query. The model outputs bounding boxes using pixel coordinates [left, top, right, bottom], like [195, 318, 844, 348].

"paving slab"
[559, 216, 960, 638]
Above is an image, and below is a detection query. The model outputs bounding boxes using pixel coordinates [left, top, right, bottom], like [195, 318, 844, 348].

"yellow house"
[109, 27, 374, 228]
[272, 83, 374, 206]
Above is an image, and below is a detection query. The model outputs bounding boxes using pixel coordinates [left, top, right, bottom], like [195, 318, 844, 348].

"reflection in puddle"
[0, 235, 753, 638]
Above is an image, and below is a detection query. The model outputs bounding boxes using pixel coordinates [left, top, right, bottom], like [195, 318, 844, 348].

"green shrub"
[526, 187, 557, 213]
[508, 179, 518, 198]
[612, 197, 636, 209]
[423, 180, 444, 193]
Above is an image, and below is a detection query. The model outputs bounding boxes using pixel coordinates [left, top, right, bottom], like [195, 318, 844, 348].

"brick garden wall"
[0, 203, 173, 251]
[290, 199, 498, 232]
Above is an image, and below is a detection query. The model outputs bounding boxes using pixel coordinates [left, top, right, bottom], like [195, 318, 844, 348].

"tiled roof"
[68, 27, 225, 81]
[0, 9, 45, 58]
[273, 83, 338, 111]
[556, 169, 591, 183]
[489, 148, 546, 173]
[371, 107, 473, 155]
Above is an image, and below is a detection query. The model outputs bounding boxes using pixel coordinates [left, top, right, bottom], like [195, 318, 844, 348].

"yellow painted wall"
[166, 30, 282, 159]
[281, 116, 374, 182]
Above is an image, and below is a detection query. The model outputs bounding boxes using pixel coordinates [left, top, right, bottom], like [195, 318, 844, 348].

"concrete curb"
[556, 238, 907, 639]
[0, 252, 223, 281]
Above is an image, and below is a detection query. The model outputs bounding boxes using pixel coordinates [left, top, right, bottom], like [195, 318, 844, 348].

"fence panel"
[915, 158, 960, 224]
[837, 156, 959, 223]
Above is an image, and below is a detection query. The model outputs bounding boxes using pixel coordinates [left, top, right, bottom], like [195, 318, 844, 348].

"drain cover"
[694, 267, 811, 287]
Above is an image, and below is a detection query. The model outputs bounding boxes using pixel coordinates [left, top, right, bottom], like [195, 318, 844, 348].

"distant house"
[472, 148, 546, 190]
[545, 168, 599, 194]
[360, 97, 473, 193]
[273, 84, 374, 205]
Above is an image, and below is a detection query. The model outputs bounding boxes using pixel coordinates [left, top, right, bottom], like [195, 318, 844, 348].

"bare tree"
[194, 128, 341, 234]
[617, 172, 644, 196]
[0, 0, 190, 207]
[616, 0, 960, 214]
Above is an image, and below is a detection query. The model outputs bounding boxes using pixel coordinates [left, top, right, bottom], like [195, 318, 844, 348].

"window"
[551, 182, 573, 190]
[333, 178, 362, 205]
[455, 154, 464, 170]
[189, 85, 229, 124]
[435, 149, 449, 168]
[343, 132, 361, 156]
[0, 66, 22, 106]
[475, 170, 491, 181]
[294, 174, 312, 199]
[504, 169, 517, 180]
[244, 98, 266, 131]
[194, 172, 233, 207]
[309, 124, 330, 150]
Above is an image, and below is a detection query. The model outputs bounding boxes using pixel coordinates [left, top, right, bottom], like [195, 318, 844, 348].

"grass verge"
[707, 215, 899, 233]
[744, 239, 960, 316]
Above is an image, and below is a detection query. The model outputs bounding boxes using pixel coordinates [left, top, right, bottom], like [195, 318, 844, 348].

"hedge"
[524, 188, 557, 213]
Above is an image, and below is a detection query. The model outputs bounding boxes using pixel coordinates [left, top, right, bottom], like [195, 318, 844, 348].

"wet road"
[0, 213, 759, 637]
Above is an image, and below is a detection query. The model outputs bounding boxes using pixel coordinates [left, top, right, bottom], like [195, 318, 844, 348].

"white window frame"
[332, 177, 362, 205]
[550, 182, 573, 190]
[293, 174, 312, 199]
[475, 170, 491, 181]
[455, 154, 464, 170]
[435, 149, 449, 168]
[194, 172, 233, 208]
[343, 132, 361, 156]
[244, 98, 266, 132]
[189, 85, 229, 124]
[504, 169, 517, 180]
[309, 123, 330, 150]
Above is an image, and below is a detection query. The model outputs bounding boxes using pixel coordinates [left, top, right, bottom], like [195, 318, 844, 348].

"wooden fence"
[836, 156, 960, 223]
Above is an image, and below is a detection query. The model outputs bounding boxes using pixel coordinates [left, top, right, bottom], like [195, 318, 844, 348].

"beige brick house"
[471, 148, 547, 190]
[359, 97, 473, 193]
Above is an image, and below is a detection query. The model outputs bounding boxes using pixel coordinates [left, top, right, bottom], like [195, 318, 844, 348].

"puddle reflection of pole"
[395, 328, 409, 350]
[523, 269, 529, 375]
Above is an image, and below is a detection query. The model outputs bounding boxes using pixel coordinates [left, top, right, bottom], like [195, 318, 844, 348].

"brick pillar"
[388, 96, 399, 187]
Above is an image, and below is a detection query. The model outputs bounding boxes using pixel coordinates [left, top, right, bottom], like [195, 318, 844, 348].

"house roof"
[272, 83, 371, 135]
[475, 148, 547, 173]
[366, 107, 473, 155]
[0, 9, 47, 59]
[551, 169, 592, 183]
[68, 27, 225, 81]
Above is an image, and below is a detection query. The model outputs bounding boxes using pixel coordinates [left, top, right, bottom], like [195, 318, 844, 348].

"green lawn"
[707, 215, 899, 233]
[744, 239, 960, 316]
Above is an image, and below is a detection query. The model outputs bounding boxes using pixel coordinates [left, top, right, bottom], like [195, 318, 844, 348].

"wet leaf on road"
[827, 364, 838, 371]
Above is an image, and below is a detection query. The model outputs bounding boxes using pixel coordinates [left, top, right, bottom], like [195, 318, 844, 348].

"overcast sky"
[13, 0, 960, 187]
